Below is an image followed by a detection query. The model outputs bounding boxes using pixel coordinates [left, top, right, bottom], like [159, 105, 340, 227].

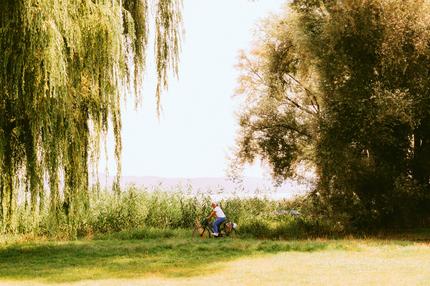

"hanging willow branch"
[0, 0, 182, 232]
[155, 0, 182, 114]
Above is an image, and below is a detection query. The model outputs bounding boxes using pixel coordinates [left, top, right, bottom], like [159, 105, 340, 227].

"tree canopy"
[0, 0, 182, 232]
[235, 0, 430, 228]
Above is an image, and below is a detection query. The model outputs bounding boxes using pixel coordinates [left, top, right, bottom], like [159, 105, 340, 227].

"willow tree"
[0, 0, 182, 231]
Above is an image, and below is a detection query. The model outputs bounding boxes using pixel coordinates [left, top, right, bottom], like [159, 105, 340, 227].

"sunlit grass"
[0, 229, 429, 284]
[0, 236, 330, 282]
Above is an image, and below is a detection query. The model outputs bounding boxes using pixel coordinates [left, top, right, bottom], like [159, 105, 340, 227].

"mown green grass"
[0, 229, 428, 284]
[0, 236, 328, 282]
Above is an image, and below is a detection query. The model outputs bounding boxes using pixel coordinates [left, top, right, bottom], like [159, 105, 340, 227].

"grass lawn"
[0, 229, 429, 285]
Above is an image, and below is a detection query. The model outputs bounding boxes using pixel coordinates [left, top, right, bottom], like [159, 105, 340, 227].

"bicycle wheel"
[192, 225, 212, 238]
[201, 226, 213, 238]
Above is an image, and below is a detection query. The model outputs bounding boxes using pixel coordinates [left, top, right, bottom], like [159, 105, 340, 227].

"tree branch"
[280, 91, 317, 116]
[251, 122, 312, 139]
[282, 73, 320, 114]
[242, 54, 318, 117]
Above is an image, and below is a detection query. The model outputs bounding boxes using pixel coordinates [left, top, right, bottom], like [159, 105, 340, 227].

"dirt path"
[2, 244, 429, 286]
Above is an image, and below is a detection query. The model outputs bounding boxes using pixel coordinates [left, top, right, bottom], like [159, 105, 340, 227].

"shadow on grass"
[0, 237, 330, 283]
[3, 226, 428, 284]
[372, 228, 430, 242]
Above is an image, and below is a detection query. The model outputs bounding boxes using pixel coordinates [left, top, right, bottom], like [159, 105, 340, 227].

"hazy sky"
[101, 0, 284, 178]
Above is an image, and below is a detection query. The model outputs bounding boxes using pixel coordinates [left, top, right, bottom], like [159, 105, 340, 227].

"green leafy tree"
[0, 0, 182, 233]
[234, 9, 320, 182]
[235, 0, 430, 228]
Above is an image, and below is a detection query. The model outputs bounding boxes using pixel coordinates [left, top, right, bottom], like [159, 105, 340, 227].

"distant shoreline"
[92, 175, 312, 200]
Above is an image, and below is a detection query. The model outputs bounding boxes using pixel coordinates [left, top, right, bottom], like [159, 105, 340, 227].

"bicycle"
[192, 217, 237, 238]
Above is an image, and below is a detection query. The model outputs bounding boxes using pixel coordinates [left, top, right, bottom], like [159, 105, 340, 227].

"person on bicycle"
[207, 202, 226, 237]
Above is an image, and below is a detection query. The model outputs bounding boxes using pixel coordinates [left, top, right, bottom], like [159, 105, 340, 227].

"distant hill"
[95, 175, 311, 200]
